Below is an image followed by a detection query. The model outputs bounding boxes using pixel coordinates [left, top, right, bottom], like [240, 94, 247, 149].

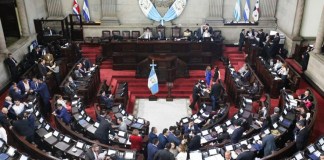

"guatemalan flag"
[253, 0, 260, 22]
[234, 0, 241, 22]
[243, 0, 250, 22]
[72, 0, 80, 15]
[83, 0, 90, 22]
[148, 64, 159, 95]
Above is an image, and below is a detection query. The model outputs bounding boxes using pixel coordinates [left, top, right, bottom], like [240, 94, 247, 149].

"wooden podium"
[148, 55, 177, 83]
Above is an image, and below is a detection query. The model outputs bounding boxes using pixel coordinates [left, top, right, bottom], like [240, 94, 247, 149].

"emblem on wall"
[139, 0, 187, 25]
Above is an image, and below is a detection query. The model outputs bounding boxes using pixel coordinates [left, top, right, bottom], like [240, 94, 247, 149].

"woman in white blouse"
[56, 95, 67, 108]
[176, 144, 187, 160]
[0, 124, 7, 143]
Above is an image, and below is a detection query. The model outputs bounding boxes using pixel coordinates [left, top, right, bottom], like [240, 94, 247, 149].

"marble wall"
[24, 0, 47, 34]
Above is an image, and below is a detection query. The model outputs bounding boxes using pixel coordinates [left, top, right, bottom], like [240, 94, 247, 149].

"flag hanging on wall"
[234, 0, 241, 22]
[148, 62, 159, 95]
[253, 0, 260, 22]
[83, 0, 91, 22]
[243, 0, 250, 22]
[72, 0, 80, 15]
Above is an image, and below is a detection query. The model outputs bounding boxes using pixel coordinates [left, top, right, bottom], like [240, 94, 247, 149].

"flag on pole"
[234, 0, 241, 22]
[243, 0, 250, 22]
[148, 62, 159, 95]
[72, 0, 80, 15]
[83, 0, 91, 22]
[253, 0, 260, 22]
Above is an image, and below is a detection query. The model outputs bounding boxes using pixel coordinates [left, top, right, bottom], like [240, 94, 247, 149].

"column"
[205, 0, 224, 25]
[16, 0, 30, 37]
[101, 0, 119, 25]
[291, 0, 305, 39]
[314, 5, 324, 54]
[258, 0, 277, 26]
[0, 19, 9, 54]
[46, 0, 63, 17]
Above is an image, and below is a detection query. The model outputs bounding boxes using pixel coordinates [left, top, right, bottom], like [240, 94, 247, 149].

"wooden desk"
[255, 57, 283, 98]
[102, 40, 223, 70]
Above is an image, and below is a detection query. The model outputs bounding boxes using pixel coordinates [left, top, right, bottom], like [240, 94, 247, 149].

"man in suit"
[63, 82, 76, 97]
[100, 91, 114, 110]
[248, 82, 259, 96]
[84, 143, 101, 160]
[257, 29, 266, 47]
[231, 121, 245, 144]
[149, 127, 158, 143]
[261, 133, 277, 156]
[0, 108, 10, 128]
[241, 68, 251, 82]
[209, 80, 223, 111]
[154, 143, 175, 160]
[4, 53, 19, 82]
[236, 144, 255, 160]
[238, 29, 246, 52]
[37, 59, 48, 80]
[270, 107, 280, 124]
[94, 114, 117, 144]
[301, 47, 311, 71]
[189, 82, 201, 110]
[45, 26, 56, 36]
[184, 120, 201, 135]
[224, 151, 232, 160]
[96, 110, 107, 123]
[11, 115, 35, 143]
[53, 103, 71, 124]
[271, 33, 280, 57]
[147, 138, 159, 160]
[29, 77, 39, 91]
[31, 78, 51, 116]
[188, 131, 201, 151]
[157, 128, 169, 149]
[167, 126, 181, 146]
[295, 120, 309, 151]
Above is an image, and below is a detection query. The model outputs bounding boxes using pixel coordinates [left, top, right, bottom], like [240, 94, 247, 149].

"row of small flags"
[234, 0, 260, 22]
[73, 0, 91, 22]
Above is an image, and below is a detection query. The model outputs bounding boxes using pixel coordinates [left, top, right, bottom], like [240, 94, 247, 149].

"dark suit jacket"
[239, 32, 245, 43]
[271, 113, 280, 124]
[147, 143, 159, 160]
[29, 81, 38, 90]
[94, 119, 115, 143]
[148, 132, 158, 143]
[84, 148, 102, 160]
[34, 82, 50, 100]
[64, 85, 75, 96]
[262, 134, 277, 156]
[210, 83, 223, 98]
[4, 58, 17, 72]
[192, 86, 200, 98]
[184, 124, 201, 134]
[38, 63, 47, 77]
[167, 132, 180, 146]
[0, 112, 10, 128]
[188, 135, 201, 151]
[56, 107, 71, 124]
[296, 128, 309, 150]
[236, 151, 255, 160]
[100, 95, 113, 109]
[157, 134, 168, 149]
[241, 70, 251, 82]
[13, 119, 34, 137]
[231, 127, 245, 144]
[153, 149, 175, 160]
[17, 80, 31, 94]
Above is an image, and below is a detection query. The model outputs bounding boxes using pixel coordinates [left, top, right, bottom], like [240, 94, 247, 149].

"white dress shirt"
[0, 127, 7, 143]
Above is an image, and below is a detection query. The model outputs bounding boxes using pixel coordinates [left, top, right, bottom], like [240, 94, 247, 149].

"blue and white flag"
[243, 0, 250, 22]
[234, 0, 241, 22]
[148, 63, 159, 95]
[83, 0, 90, 22]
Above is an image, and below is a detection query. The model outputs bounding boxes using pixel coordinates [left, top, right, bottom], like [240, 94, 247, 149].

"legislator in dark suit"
[84, 146, 101, 160]
[301, 50, 310, 71]
[157, 133, 168, 149]
[296, 127, 309, 150]
[189, 83, 200, 110]
[100, 95, 114, 109]
[188, 134, 201, 151]
[236, 150, 255, 160]
[0, 111, 10, 128]
[153, 148, 175, 160]
[148, 132, 158, 143]
[55, 106, 71, 124]
[262, 134, 277, 156]
[231, 126, 245, 144]
[33, 81, 51, 115]
[38, 62, 48, 78]
[12, 118, 35, 143]
[147, 143, 159, 160]
[4, 55, 19, 82]
[210, 82, 223, 110]
[257, 30, 266, 47]
[94, 119, 115, 144]
[239, 29, 245, 52]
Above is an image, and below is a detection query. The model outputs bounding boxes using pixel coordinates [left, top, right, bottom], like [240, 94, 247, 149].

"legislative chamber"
[0, 0, 324, 160]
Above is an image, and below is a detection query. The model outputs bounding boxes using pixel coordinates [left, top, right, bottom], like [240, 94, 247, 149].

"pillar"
[16, 0, 30, 37]
[291, 0, 305, 39]
[205, 0, 224, 25]
[0, 19, 9, 54]
[258, 0, 277, 26]
[101, 0, 119, 25]
[314, 5, 324, 54]
[46, 0, 63, 17]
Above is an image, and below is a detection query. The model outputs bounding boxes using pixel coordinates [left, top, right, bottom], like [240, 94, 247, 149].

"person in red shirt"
[129, 129, 143, 152]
